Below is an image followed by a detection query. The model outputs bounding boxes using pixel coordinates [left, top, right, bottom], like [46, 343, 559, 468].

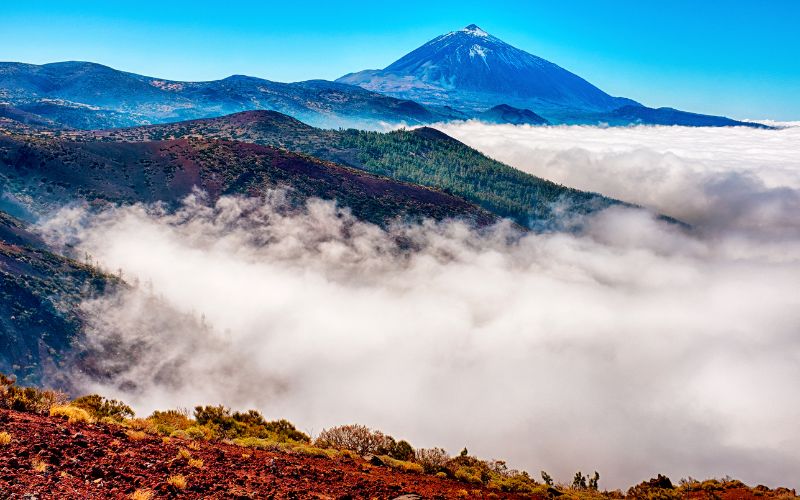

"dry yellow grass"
[32, 458, 48, 472]
[0, 431, 11, 445]
[130, 489, 154, 500]
[125, 430, 148, 441]
[379, 455, 425, 474]
[176, 448, 192, 461]
[49, 405, 93, 423]
[188, 458, 204, 469]
[187, 440, 201, 451]
[167, 474, 187, 490]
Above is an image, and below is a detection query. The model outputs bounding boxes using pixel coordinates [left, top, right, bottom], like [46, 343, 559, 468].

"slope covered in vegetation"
[0, 212, 119, 385]
[69, 110, 616, 227]
[1, 376, 796, 499]
[0, 131, 495, 227]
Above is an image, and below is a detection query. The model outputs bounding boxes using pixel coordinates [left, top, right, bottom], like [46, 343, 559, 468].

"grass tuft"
[0, 431, 11, 445]
[50, 405, 93, 423]
[131, 489, 154, 500]
[32, 457, 48, 472]
[380, 455, 425, 474]
[125, 430, 148, 441]
[167, 474, 187, 490]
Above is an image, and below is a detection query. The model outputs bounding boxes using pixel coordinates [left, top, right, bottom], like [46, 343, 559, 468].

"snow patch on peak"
[469, 44, 490, 61]
[461, 24, 489, 37]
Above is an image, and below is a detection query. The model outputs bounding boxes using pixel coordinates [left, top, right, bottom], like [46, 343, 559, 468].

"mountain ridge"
[54, 109, 619, 227]
[0, 61, 443, 130]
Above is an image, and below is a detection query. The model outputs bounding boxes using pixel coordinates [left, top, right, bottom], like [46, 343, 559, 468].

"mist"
[435, 121, 800, 240]
[38, 124, 800, 489]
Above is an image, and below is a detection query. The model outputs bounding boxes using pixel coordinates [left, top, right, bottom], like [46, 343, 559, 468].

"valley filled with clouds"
[39, 123, 800, 488]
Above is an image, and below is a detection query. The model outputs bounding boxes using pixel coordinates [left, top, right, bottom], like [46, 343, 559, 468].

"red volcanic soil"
[0, 409, 521, 499]
[1, 409, 797, 499]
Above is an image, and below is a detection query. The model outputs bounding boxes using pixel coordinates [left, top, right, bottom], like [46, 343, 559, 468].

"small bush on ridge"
[72, 394, 134, 422]
[0, 373, 66, 414]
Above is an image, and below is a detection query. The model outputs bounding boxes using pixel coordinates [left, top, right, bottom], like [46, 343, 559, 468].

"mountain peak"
[460, 24, 489, 37]
[337, 24, 638, 116]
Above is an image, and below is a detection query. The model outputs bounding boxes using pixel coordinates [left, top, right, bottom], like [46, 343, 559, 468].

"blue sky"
[2, 0, 798, 120]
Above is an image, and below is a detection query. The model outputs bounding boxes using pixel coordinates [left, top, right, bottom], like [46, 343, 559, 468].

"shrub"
[166, 474, 187, 490]
[232, 436, 279, 450]
[385, 438, 415, 461]
[262, 418, 310, 443]
[176, 448, 192, 461]
[50, 405, 93, 423]
[0, 373, 67, 414]
[71, 394, 134, 422]
[0, 431, 11, 445]
[455, 467, 483, 484]
[124, 418, 154, 433]
[188, 458, 204, 469]
[315, 424, 404, 456]
[489, 470, 539, 494]
[193, 405, 309, 442]
[415, 447, 450, 473]
[627, 475, 680, 500]
[589, 471, 600, 490]
[573, 471, 588, 489]
[147, 409, 192, 435]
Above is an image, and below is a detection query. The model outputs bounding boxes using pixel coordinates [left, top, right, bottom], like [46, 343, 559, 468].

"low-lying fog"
[40, 123, 800, 488]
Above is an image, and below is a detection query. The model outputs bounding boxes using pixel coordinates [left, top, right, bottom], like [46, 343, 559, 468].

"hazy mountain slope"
[0, 210, 118, 385]
[0, 132, 495, 227]
[477, 104, 549, 125]
[601, 105, 766, 127]
[337, 25, 761, 127]
[0, 62, 443, 130]
[71, 110, 617, 227]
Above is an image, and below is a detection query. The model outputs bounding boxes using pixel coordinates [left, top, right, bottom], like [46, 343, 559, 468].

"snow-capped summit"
[460, 24, 489, 37]
[337, 24, 638, 118]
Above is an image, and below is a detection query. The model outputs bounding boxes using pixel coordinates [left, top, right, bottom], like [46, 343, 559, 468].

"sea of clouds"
[39, 123, 800, 489]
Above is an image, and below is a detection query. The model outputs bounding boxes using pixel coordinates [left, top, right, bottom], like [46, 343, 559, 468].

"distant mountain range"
[0, 61, 450, 130]
[0, 26, 762, 129]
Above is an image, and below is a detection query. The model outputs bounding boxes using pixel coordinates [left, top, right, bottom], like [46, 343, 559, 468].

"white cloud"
[434, 121, 800, 240]
[38, 123, 800, 489]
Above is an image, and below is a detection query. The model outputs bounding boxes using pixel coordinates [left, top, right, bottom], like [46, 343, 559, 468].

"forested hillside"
[74, 110, 616, 227]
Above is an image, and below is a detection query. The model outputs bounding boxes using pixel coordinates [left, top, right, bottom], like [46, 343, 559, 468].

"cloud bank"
[39, 124, 800, 489]
[436, 121, 800, 240]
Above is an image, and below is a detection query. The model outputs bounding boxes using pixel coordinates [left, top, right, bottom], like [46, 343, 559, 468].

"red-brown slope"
[0, 134, 496, 227]
[0, 409, 523, 499]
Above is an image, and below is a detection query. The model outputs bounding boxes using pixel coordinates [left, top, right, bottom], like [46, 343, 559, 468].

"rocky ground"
[0, 409, 524, 499]
[0, 408, 797, 499]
